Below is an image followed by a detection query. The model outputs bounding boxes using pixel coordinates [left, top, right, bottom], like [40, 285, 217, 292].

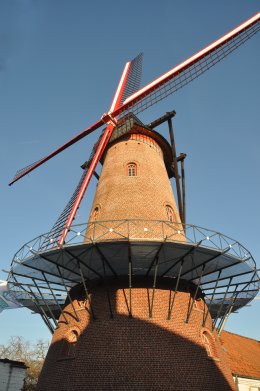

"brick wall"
[37, 280, 235, 391]
[89, 132, 180, 222]
[85, 129, 184, 242]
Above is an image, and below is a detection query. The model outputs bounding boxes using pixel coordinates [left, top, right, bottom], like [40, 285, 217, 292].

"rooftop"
[221, 331, 260, 380]
[0, 358, 27, 368]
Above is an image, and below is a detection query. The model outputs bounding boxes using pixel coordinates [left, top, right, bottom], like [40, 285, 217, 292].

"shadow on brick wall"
[37, 280, 235, 391]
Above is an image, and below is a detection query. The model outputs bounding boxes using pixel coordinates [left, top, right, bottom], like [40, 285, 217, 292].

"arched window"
[92, 206, 99, 221]
[127, 162, 137, 177]
[194, 298, 204, 311]
[202, 331, 214, 357]
[166, 205, 174, 223]
[68, 329, 79, 344]
[60, 329, 80, 358]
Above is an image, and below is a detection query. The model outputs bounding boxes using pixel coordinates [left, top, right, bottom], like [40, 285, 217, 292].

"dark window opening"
[127, 163, 137, 176]
[92, 206, 99, 221]
[60, 329, 80, 358]
[166, 205, 174, 223]
[202, 331, 217, 358]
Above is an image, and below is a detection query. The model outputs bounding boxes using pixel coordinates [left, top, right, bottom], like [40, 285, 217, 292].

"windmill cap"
[100, 113, 176, 178]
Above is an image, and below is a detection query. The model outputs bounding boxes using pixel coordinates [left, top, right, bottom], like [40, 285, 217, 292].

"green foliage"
[0, 336, 49, 391]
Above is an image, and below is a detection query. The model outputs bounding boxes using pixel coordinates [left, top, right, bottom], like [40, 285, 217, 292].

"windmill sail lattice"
[117, 18, 260, 119]
[41, 127, 108, 247]
[41, 54, 144, 246]
[9, 13, 259, 187]
[40, 166, 89, 248]
[120, 52, 143, 104]
[9, 13, 260, 245]
[61, 19, 260, 243]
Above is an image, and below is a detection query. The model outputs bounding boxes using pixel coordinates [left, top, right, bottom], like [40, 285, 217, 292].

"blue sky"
[0, 0, 259, 344]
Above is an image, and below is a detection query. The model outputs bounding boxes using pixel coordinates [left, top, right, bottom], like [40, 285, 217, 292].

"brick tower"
[36, 117, 236, 391]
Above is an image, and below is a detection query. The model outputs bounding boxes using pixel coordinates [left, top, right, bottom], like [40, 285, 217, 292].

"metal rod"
[15, 288, 64, 304]
[42, 272, 69, 324]
[12, 259, 78, 285]
[181, 158, 186, 229]
[11, 270, 73, 291]
[37, 251, 81, 279]
[168, 117, 183, 222]
[215, 314, 225, 334]
[167, 260, 184, 320]
[12, 274, 54, 333]
[95, 244, 118, 277]
[238, 271, 259, 293]
[9, 280, 66, 292]
[218, 299, 236, 335]
[160, 241, 202, 278]
[66, 246, 115, 319]
[182, 248, 230, 278]
[32, 278, 58, 328]
[80, 162, 100, 180]
[65, 248, 103, 279]
[148, 110, 176, 129]
[149, 256, 159, 318]
[202, 278, 259, 291]
[202, 270, 222, 327]
[185, 265, 205, 324]
[146, 240, 166, 277]
[93, 171, 100, 180]
[128, 242, 133, 318]
[101, 256, 113, 319]
[212, 277, 233, 330]
[197, 257, 251, 282]
[77, 261, 96, 320]
[218, 279, 252, 335]
[56, 265, 80, 322]
[200, 267, 256, 286]
[38, 310, 54, 333]
[217, 302, 232, 334]
[27, 286, 55, 333]
[32, 301, 54, 334]
[215, 275, 259, 330]
[208, 288, 258, 296]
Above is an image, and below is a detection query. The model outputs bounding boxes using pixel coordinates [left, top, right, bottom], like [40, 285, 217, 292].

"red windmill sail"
[41, 53, 144, 246]
[9, 13, 260, 245]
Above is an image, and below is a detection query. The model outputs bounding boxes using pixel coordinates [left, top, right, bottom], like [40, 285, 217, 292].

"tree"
[0, 336, 49, 390]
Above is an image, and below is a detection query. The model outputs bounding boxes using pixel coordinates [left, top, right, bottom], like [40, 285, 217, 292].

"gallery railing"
[9, 219, 255, 272]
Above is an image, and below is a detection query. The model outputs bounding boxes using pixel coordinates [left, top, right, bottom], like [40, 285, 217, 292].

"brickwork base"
[37, 279, 235, 391]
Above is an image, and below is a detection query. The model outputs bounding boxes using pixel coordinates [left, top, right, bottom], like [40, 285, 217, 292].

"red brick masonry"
[37, 280, 235, 391]
[37, 124, 235, 390]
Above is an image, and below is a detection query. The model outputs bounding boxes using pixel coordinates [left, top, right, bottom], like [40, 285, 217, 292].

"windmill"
[6, 13, 260, 391]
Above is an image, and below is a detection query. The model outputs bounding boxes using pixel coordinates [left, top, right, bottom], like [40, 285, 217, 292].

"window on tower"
[59, 328, 80, 359]
[201, 330, 218, 359]
[127, 162, 137, 176]
[166, 205, 174, 223]
[202, 331, 212, 357]
[92, 206, 99, 221]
